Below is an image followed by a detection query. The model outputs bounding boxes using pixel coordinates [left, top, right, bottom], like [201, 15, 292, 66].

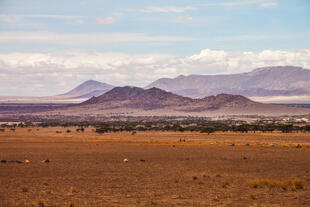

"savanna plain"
[0, 128, 310, 206]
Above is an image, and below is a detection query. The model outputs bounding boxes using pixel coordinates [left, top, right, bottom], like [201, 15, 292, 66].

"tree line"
[1, 120, 310, 134]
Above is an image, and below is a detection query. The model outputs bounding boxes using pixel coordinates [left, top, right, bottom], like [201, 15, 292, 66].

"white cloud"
[0, 31, 194, 44]
[0, 14, 83, 20]
[175, 15, 193, 22]
[215, 34, 287, 41]
[202, 0, 277, 8]
[126, 6, 196, 13]
[259, 2, 277, 7]
[95, 16, 115, 25]
[0, 14, 84, 27]
[0, 49, 309, 96]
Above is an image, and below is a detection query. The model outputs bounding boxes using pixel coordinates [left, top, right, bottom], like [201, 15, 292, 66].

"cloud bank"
[126, 6, 196, 13]
[202, 0, 277, 8]
[0, 32, 194, 44]
[0, 49, 309, 96]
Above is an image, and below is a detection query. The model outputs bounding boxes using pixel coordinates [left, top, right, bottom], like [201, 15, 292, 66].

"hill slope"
[58, 80, 114, 99]
[146, 66, 310, 98]
[51, 86, 310, 117]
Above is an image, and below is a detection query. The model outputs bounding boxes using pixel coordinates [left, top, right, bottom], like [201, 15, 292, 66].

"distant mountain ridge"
[59, 80, 114, 99]
[60, 86, 310, 116]
[146, 66, 310, 98]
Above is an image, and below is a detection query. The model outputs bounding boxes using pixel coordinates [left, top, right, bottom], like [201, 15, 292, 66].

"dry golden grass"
[247, 178, 306, 190]
[1, 127, 310, 148]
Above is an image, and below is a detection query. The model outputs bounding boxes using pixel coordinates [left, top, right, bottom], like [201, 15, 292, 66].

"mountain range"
[146, 66, 310, 98]
[44, 86, 310, 117]
[0, 66, 310, 104]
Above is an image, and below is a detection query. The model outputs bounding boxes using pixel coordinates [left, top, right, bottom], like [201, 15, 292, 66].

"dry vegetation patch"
[247, 178, 306, 191]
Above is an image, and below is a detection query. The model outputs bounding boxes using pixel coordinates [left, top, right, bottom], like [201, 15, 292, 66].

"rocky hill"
[80, 86, 274, 113]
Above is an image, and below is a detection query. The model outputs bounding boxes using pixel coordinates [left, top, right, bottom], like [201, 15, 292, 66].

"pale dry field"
[0, 128, 310, 206]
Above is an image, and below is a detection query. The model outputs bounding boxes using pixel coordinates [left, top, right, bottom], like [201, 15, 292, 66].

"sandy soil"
[0, 129, 310, 206]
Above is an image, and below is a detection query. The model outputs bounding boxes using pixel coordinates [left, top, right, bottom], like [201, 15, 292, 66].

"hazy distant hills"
[1, 66, 310, 104]
[49, 86, 310, 117]
[146, 66, 310, 98]
[57, 80, 114, 99]
[0, 80, 115, 103]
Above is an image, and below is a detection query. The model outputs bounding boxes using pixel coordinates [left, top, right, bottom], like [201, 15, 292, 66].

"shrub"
[247, 178, 305, 190]
[21, 185, 28, 192]
[221, 181, 230, 188]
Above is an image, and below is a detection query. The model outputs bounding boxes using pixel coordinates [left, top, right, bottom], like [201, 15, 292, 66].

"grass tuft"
[21, 185, 29, 192]
[37, 199, 45, 207]
[221, 181, 230, 188]
[247, 178, 305, 190]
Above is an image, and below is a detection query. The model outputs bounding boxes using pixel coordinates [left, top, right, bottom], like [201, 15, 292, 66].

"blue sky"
[1, 0, 309, 54]
[0, 0, 310, 96]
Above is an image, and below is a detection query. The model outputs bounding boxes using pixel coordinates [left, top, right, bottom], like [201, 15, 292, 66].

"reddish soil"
[0, 130, 310, 206]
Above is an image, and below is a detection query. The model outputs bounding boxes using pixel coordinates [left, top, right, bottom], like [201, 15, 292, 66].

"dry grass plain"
[0, 128, 310, 206]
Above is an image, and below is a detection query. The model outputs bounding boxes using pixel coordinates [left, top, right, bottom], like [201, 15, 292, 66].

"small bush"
[192, 176, 198, 180]
[250, 194, 256, 200]
[21, 185, 28, 192]
[247, 178, 305, 190]
[37, 199, 45, 207]
[221, 181, 230, 188]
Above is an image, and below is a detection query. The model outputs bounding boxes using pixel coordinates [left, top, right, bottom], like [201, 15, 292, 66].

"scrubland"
[0, 128, 310, 206]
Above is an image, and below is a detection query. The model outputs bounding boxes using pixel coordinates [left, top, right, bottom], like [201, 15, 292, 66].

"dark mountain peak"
[203, 93, 251, 102]
[81, 86, 257, 112]
[82, 86, 188, 105]
[100, 86, 145, 100]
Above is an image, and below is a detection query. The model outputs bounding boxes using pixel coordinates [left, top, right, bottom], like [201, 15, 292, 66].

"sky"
[0, 0, 310, 96]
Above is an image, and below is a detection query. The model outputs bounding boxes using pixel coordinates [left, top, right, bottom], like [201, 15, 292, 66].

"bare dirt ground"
[0, 128, 310, 206]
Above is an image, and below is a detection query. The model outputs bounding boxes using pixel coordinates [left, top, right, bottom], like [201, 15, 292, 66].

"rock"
[25, 160, 30, 164]
[231, 143, 235, 147]
[140, 159, 146, 162]
[123, 158, 128, 163]
[42, 159, 50, 163]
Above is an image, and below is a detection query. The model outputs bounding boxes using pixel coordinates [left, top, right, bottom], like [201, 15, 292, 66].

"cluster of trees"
[2, 120, 310, 134]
